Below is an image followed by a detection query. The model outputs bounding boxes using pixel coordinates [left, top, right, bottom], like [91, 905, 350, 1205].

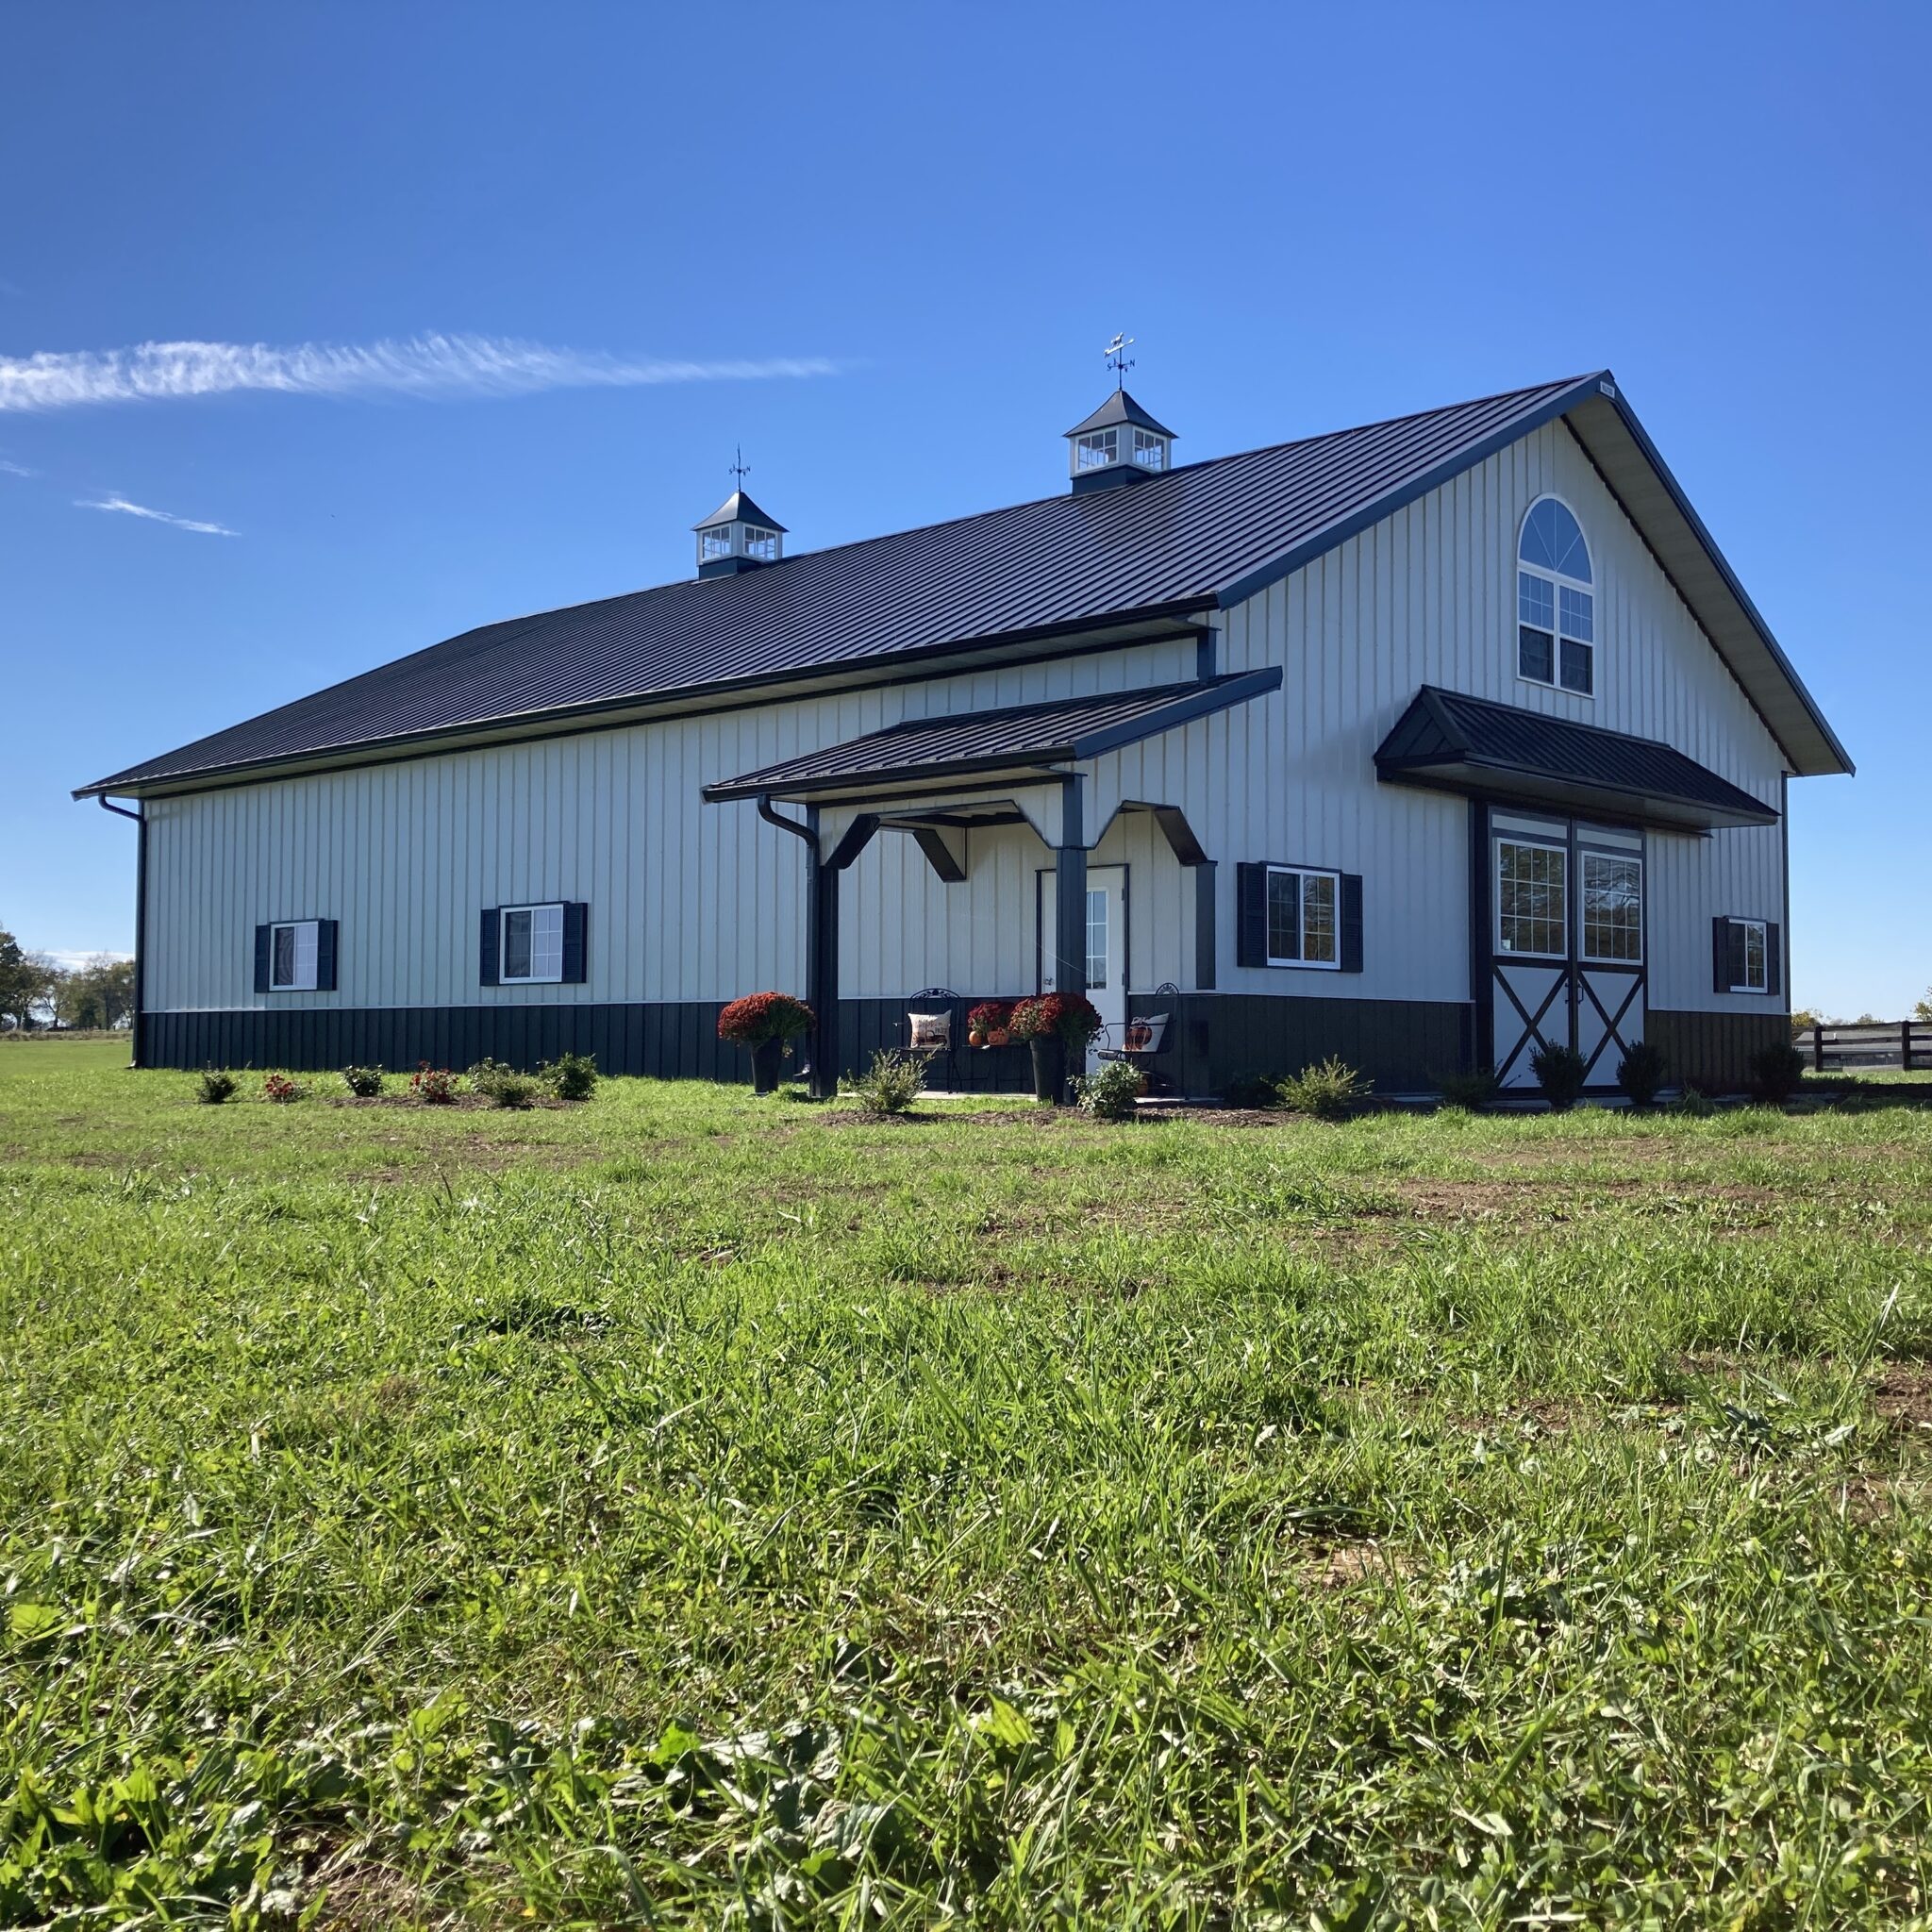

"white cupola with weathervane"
[1065, 333, 1177, 493]
[693, 449, 787, 578]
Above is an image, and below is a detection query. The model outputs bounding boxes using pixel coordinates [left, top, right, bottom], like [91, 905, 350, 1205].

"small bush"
[1749, 1041, 1807, 1106]
[849, 1048, 926, 1114]
[195, 1069, 238, 1106]
[261, 1073, 302, 1104]
[1077, 1059, 1143, 1122]
[1278, 1056, 1369, 1120]
[469, 1058, 539, 1109]
[1674, 1081, 1717, 1118]
[1220, 1072, 1283, 1109]
[541, 1050, 598, 1102]
[410, 1062, 458, 1106]
[1616, 1040, 1668, 1109]
[1530, 1041, 1589, 1112]
[1435, 1068, 1498, 1111]
[341, 1063, 384, 1098]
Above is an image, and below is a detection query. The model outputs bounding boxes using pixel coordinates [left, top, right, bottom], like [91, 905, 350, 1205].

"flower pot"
[750, 1036, 785, 1094]
[1029, 1035, 1066, 1105]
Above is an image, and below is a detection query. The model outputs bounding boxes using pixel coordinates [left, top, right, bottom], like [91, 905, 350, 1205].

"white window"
[1580, 851, 1642, 963]
[1085, 886, 1108, 990]
[1076, 428, 1118, 472]
[269, 920, 319, 991]
[1730, 917, 1768, 992]
[698, 526, 733, 561]
[1131, 428, 1167, 471]
[742, 525, 779, 562]
[500, 904, 564, 984]
[1496, 840, 1567, 957]
[1265, 865, 1340, 968]
[1517, 496, 1594, 696]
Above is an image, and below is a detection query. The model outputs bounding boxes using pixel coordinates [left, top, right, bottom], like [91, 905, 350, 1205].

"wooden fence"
[1795, 1020, 1931, 1074]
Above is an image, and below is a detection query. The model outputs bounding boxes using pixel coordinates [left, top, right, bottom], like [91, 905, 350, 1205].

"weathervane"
[1104, 331, 1135, 391]
[728, 444, 752, 489]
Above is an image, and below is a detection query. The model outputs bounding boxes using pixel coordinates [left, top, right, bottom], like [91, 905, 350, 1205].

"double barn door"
[1484, 809, 1646, 1091]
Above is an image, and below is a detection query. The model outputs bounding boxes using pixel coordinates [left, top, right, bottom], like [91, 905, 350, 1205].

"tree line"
[0, 925, 136, 1032]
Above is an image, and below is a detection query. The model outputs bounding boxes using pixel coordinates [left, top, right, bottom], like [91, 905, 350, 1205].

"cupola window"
[1076, 428, 1119, 473]
[1064, 390, 1177, 492]
[1517, 496, 1594, 696]
[1132, 427, 1167, 472]
[691, 488, 788, 578]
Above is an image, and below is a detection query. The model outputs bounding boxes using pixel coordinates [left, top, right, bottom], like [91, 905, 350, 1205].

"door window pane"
[1581, 852, 1641, 961]
[1497, 841, 1567, 956]
[1085, 887, 1108, 990]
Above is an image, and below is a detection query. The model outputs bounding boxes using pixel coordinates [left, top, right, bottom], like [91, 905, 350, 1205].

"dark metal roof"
[1064, 388, 1177, 439]
[704, 670, 1282, 803]
[78, 368, 1847, 795]
[1374, 685, 1779, 831]
[692, 489, 788, 534]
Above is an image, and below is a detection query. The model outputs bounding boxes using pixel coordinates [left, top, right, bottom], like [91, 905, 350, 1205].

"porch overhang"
[1374, 685, 1779, 833]
[701, 669, 1281, 806]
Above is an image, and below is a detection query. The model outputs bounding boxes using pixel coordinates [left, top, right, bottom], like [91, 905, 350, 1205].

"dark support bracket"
[909, 825, 967, 884]
[97, 795, 145, 1068]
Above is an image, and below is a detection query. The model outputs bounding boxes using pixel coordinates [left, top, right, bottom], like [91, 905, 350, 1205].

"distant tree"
[54, 955, 135, 1030]
[0, 929, 55, 1031]
[1915, 987, 1932, 1024]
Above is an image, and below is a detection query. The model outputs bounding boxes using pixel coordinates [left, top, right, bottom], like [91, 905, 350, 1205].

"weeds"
[848, 1047, 926, 1113]
[541, 1050, 598, 1102]
[1278, 1055, 1369, 1119]
[195, 1068, 237, 1105]
[1076, 1058, 1143, 1121]
[341, 1062, 385, 1097]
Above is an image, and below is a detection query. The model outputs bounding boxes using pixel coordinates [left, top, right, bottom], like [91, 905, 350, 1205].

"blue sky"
[2, 2, 1925, 1013]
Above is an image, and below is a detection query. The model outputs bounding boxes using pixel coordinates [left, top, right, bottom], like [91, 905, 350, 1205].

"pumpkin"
[968, 1028, 987, 1048]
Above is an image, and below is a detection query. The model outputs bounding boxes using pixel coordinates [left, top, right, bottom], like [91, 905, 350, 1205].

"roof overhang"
[1374, 685, 1780, 833]
[704, 668, 1281, 806]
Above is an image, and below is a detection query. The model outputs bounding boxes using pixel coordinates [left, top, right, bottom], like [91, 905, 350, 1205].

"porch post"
[1053, 775, 1088, 1045]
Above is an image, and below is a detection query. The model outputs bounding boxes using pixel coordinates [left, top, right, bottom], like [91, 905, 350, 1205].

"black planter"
[750, 1037, 785, 1094]
[1029, 1036, 1066, 1105]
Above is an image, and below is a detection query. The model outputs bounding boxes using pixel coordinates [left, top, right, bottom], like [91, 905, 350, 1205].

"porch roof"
[1374, 685, 1780, 832]
[703, 669, 1281, 804]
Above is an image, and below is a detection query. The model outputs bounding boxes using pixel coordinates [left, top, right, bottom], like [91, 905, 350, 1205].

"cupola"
[1064, 389, 1176, 494]
[692, 488, 787, 578]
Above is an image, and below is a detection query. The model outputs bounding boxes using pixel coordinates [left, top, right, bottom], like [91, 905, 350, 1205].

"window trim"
[1728, 916, 1769, 993]
[1075, 427, 1119, 471]
[268, 919, 319, 992]
[1494, 835, 1570, 961]
[497, 902, 566, 985]
[1515, 493, 1596, 701]
[1264, 862, 1341, 971]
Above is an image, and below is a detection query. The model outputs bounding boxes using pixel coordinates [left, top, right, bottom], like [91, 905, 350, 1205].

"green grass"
[4, 1043, 1932, 1927]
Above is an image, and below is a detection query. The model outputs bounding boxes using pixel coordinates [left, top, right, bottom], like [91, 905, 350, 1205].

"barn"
[77, 370, 1850, 1097]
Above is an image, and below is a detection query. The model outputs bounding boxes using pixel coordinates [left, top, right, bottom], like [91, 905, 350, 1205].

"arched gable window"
[1517, 497, 1594, 695]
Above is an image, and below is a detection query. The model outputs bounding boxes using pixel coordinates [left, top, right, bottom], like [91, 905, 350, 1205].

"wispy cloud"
[0, 457, 33, 476]
[78, 494, 238, 536]
[0, 333, 839, 412]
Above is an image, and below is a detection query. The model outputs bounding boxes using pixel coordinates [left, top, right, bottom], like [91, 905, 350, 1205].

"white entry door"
[1041, 865, 1126, 1069]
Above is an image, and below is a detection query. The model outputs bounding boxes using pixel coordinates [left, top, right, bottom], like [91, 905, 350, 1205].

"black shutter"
[254, 924, 271, 995]
[561, 903, 589, 985]
[1340, 874, 1364, 974]
[315, 920, 339, 992]
[1766, 922, 1782, 997]
[479, 908, 500, 987]
[1712, 917, 1730, 994]
[1236, 863, 1267, 968]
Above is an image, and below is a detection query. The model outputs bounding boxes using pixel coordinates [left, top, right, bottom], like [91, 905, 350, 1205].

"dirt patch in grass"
[1871, 1364, 1932, 1432]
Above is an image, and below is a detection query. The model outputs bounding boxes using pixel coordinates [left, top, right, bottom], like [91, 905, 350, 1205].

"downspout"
[96, 794, 146, 1068]
[756, 793, 831, 1097]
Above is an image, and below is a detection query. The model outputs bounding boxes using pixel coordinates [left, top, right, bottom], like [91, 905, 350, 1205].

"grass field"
[4, 1041, 1931, 1927]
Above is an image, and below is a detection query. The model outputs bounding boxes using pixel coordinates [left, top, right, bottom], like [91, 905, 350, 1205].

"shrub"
[849, 1048, 926, 1114]
[195, 1069, 238, 1105]
[1278, 1056, 1369, 1120]
[410, 1061, 458, 1106]
[1008, 992, 1102, 1050]
[1220, 1072, 1283, 1109]
[1749, 1040, 1807, 1106]
[1616, 1040, 1668, 1109]
[1076, 1058, 1143, 1122]
[469, 1058, 540, 1108]
[541, 1050, 598, 1102]
[1436, 1068, 1498, 1111]
[1530, 1041, 1589, 1112]
[261, 1073, 302, 1104]
[717, 992, 814, 1045]
[341, 1063, 384, 1098]
[1674, 1080, 1717, 1118]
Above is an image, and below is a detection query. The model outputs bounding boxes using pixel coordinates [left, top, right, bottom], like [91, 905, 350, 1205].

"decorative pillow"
[1124, 1012, 1170, 1054]
[908, 1010, 952, 1050]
